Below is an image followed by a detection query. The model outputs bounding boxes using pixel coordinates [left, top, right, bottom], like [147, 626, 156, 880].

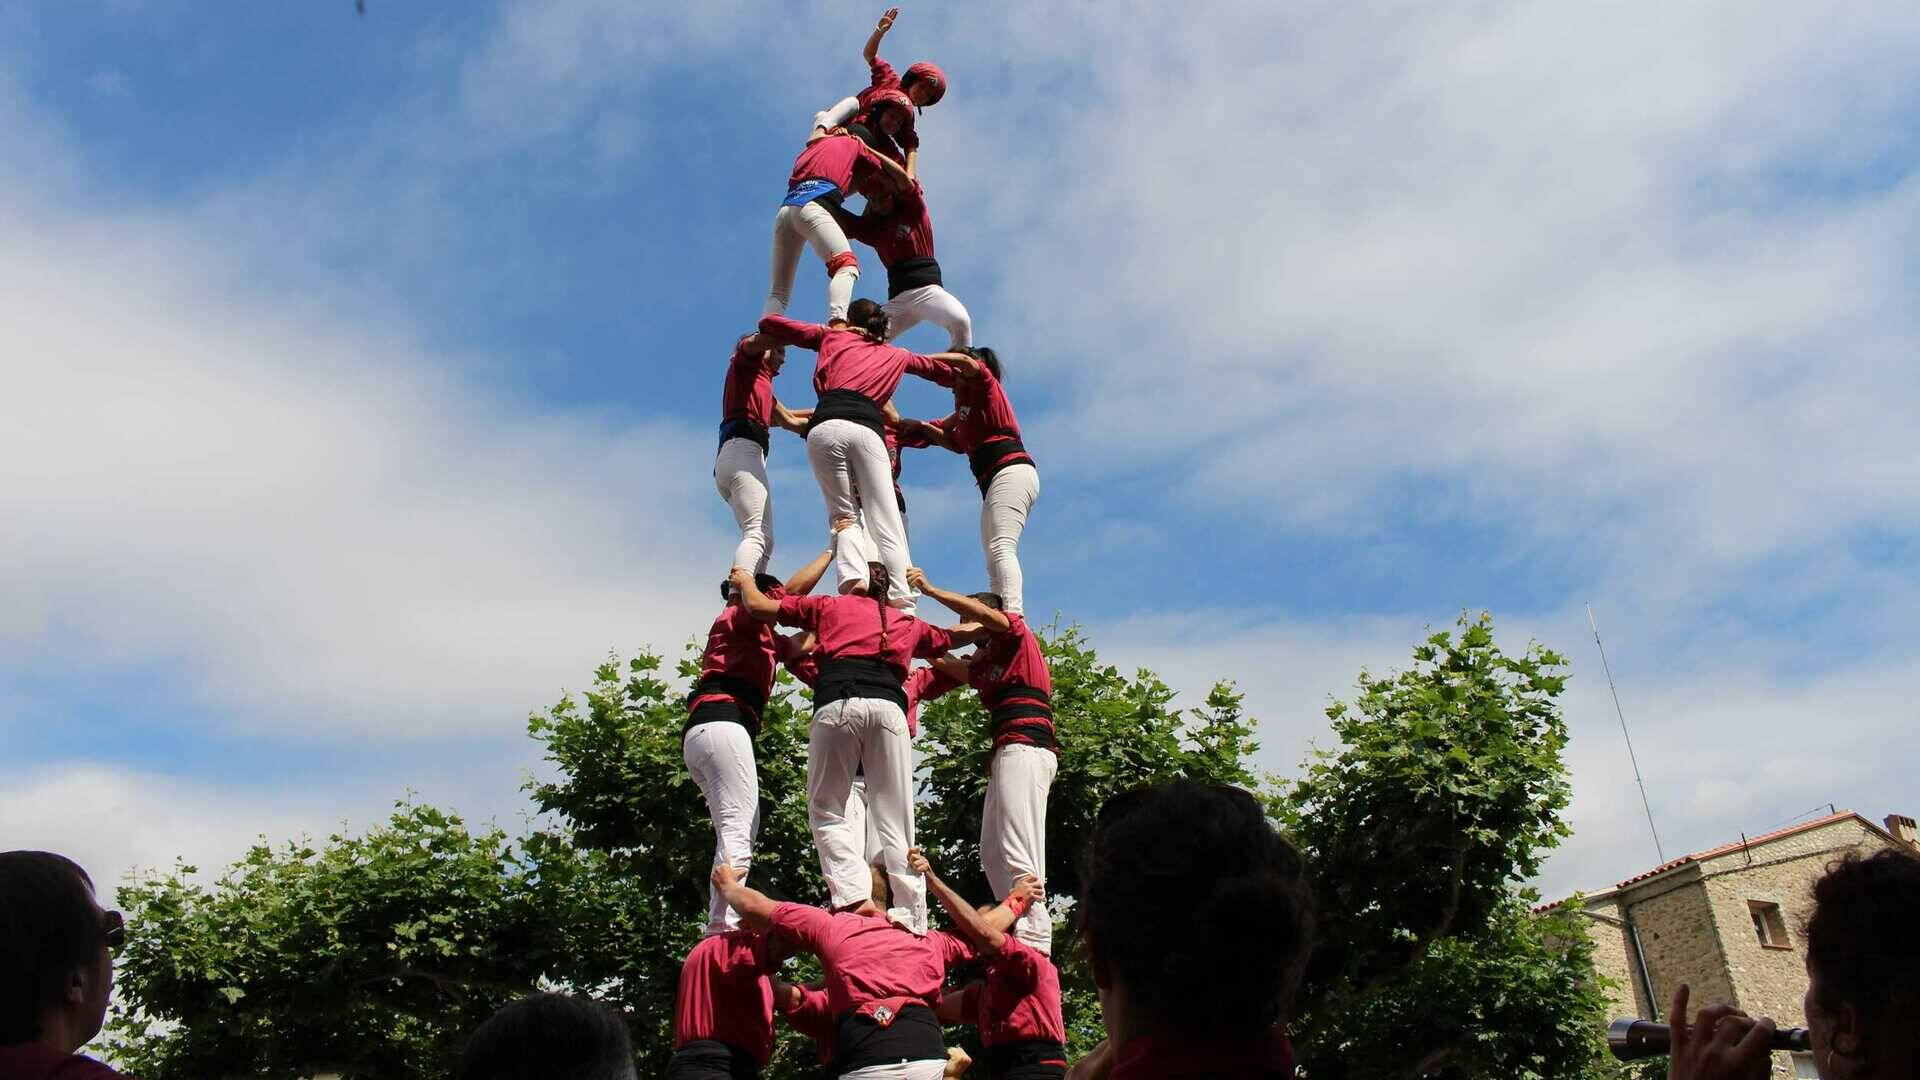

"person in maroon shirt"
[0, 852, 132, 1080]
[904, 348, 1039, 616]
[686, 545, 835, 935]
[731, 564, 957, 932]
[811, 8, 949, 179]
[716, 331, 812, 579]
[908, 570, 1057, 955]
[767, 130, 912, 326]
[714, 864, 987, 1080]
[829, 178, 970, 351]
[1075, 782, 1315, 1080]
[759, 302, 971, 615]
[911, 849, 1062, 1080]
[666, 928, 805, 1079]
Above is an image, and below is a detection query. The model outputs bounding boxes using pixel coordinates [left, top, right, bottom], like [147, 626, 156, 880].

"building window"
[1749, 900, 1791, 949]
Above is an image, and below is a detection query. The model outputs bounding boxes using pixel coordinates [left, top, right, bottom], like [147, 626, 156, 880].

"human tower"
[672, 9, 1065, 1080]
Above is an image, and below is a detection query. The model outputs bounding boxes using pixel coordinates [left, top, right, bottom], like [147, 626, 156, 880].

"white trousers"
[808, 697, 926, 932]
[981, 742, 1057, 952]
[767, 201, 858, 323]
[883, 285, 972, 351]
[980, 463, 1040, 616]
[715, 437, 773, 575]
[684, 720, 760, 935]
[843, 1061, 946, 1080]
[808, 419, 915, 614]
[844, 777, 885, 865]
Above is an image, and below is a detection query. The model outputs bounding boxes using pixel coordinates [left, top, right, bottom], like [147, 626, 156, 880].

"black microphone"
[1608, 1018, 1812, 1061]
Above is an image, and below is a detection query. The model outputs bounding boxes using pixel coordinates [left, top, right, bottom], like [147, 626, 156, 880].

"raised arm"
[864, 8, 898, 65]
[909, 847, 1005, 953]
[730, 568, 784, 623]
[712, 864, 778, 931]
[905, 568, 1012, 634]
[783, 536, 839, 597]
[900, 416, 961, 453]
[758, 314, 829, 351]
[928, 654, 972, 683]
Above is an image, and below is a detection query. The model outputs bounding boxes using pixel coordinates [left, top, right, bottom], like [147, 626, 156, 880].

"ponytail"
[867, 562, 891, 656]
[847, 298, 890, 341]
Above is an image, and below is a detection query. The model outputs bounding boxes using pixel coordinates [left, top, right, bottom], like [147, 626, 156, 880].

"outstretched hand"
[729, 567, 755, 591]
[1007, 873, 1044, 906]
[908, 846, 933, 875]
[877, 7, 899, 33]
[905, 566, 931, 592]
[1666, 984, 1775, 1080]
[712, 863, 740, 891]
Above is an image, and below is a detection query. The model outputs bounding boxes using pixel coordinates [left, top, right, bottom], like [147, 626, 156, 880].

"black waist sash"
[886, 255, 943, 298]
[718, 416, 771, 454]
[684, 674, 769, 738]
[813, 655, 908, 713]
[969, 435, 1036, 494]
[831, 1005, 943, 1075]
[665, 1039, 761, 1080]
[987, 683, 1056, 750]
[810, 388, 887, 439]
[983, 1039, 1070, 1079]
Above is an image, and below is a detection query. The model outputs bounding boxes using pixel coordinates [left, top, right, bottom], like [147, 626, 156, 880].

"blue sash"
[783, 178, 841, 207]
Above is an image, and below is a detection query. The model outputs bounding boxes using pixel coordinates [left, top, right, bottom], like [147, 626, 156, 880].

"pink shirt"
[757, 315, 948, 404]
[672, 931, 775, 1063]
[768, 903, 973, 1020]
[780, 985, 837, 1065]
[958, 938, 1067, 1049]
[931, 366, 1025, 453]
[689, 604, 777, 716]
[970, 614, 1056, 750]
[775, 594, 956, 678]
[788, 133, 886, 193]
[720, 342, 774, 427]
[835, 183, 935, 267]
[0, 1045, 129, 1079]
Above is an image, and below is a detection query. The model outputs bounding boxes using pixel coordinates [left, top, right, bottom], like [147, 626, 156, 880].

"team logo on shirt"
[874, 1005, 894, 1023]
[957, 405, 974, 420]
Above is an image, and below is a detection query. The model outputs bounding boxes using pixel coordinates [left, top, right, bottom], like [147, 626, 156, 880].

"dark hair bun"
[1079, 782, 1314, 1036]
[846, 298, 890, 340]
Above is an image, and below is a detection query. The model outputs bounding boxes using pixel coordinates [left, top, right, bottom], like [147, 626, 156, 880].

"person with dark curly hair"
[1666, 845, 1920, 1080]
[0, 852, 130, 1079]
[457, 993, 635, 1080]
[1071, 781, 1315, 1079]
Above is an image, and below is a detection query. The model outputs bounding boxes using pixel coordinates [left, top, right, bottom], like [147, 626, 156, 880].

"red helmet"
[903, 61, 947, 106]
[867, 87, 914, 118]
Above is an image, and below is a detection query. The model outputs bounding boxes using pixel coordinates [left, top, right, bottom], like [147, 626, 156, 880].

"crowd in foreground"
[4, 779, 1918, 1080]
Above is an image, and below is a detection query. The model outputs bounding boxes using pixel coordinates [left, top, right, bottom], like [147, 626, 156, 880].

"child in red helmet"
[811, 8, 948, 180]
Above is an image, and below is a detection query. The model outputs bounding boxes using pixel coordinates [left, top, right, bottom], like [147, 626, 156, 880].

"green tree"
[1280, 611, 1592, 1077]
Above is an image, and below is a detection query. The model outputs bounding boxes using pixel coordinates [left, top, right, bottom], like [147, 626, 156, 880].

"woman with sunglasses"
[0, 851, 131, 1079]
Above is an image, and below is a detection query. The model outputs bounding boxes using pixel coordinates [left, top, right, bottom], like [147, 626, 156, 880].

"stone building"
[1551, 809, 1918, 1078]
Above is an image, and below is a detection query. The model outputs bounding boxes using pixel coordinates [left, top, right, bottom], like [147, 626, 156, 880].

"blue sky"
[4, 1, 1919, 909]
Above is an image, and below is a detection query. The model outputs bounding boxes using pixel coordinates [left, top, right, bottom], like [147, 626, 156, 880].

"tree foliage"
[109, 614, 1617, 1079]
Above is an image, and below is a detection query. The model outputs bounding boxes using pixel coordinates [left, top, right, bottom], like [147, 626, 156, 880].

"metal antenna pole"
[1588, 605, 1665, 863]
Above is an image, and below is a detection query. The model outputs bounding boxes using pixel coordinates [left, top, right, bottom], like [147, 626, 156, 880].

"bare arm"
[864, 8, 897, 65]
[979, 875, 1043, 935]
[784, 542, 835, 597]
[909, 416, 962, 453]
[909, 847, 1005, 953]
[929, 654, 971, 682]
[906, 569, 1012, 634]
[730, 568, 783, 623]
[773, 399, 812, 435]
[933, 989, 972, 1025]
[905, 146, 919, 182]
[926, 351, 983, 379]
[712, 864, 777, 931]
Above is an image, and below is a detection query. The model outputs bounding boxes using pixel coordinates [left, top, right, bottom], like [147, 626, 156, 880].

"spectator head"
[1077, 781, 1314, 1043]
[0, 851, 120, 1050]
[457, 993, 636, 1080]
[1802, 847, 1920, 1079]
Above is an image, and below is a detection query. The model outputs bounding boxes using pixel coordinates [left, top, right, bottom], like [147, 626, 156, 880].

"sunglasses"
[102, 910, 126, 951]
